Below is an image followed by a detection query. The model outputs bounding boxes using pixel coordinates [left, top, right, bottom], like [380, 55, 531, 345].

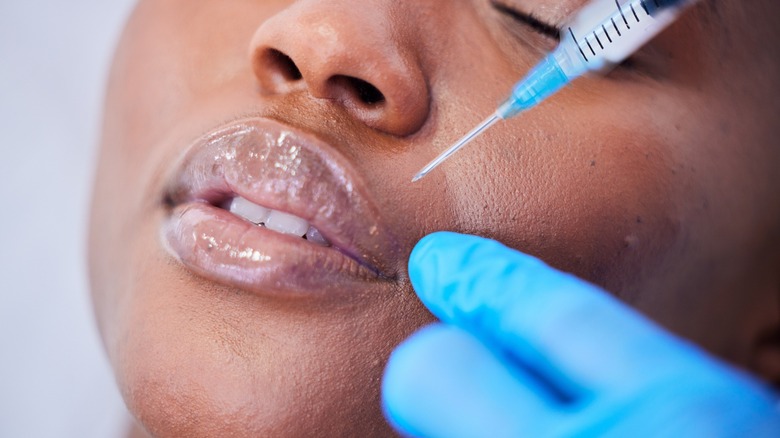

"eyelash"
[491, 1, 560, 41]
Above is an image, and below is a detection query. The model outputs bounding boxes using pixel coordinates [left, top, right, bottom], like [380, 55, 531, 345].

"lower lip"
[164, 202, 382, 298]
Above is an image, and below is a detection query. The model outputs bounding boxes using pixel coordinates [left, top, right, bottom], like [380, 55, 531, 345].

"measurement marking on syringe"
[630, 3, 640, 21]
[640, 0, 649, 14]
[568, 27, 589, 62]
[616, 0, 630, 29]
[594, 31, 604, 49]
[602, 24, 613, 42]
[585, 37, 596, 55]
[611, 17, 621, 36]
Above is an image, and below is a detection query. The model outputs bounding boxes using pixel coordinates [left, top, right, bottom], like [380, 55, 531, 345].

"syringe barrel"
[564, 0, 699, 70]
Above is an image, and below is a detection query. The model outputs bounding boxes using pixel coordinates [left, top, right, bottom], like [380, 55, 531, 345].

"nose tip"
[249, 5, 430, 136]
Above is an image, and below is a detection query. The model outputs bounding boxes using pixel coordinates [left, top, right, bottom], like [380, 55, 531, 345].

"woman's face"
[90, 0, 779, 435]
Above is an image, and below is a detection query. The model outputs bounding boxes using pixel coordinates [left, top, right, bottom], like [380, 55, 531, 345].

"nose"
[249, 1, 430, 136]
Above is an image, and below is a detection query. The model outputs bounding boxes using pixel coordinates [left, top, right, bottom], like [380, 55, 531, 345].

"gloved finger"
[382, 324, 564, 438]
[409, 232, 696, 396]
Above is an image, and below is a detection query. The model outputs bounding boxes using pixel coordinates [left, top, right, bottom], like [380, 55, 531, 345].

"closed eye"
[491, 1, 560, 41]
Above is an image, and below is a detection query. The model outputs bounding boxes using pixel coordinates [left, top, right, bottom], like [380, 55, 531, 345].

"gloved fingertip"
[409, 232, 452, 306]
[409, 232, 487, 309]
[409, 231, 461, 271]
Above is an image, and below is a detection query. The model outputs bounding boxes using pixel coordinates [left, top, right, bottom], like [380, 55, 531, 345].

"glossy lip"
[163, 117, 401, 298]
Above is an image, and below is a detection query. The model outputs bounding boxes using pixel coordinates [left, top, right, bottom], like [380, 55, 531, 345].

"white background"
[0, 1, 137, 436]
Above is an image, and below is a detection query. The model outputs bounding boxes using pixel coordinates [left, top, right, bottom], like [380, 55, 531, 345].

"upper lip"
[165, 117, 400, 280]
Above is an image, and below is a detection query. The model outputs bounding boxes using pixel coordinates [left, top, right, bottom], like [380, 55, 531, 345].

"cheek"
[443, 105, 685, 295]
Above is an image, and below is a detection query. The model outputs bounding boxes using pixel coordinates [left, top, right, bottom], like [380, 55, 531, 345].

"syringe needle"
[412, 113, 500, 182]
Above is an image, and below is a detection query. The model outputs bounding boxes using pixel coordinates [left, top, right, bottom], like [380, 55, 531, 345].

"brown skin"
[90, 0, 780, 436]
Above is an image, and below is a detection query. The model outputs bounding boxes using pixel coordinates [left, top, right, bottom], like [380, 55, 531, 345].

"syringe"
[412, 0, 700, 182]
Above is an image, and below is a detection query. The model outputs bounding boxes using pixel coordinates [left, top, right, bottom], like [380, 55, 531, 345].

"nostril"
[350, 77, 385, 105]
[331, 75, 385, 106]
[262, 48, 303, 81]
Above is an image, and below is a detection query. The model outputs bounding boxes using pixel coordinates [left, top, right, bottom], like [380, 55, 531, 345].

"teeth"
[229, 196, 271, 224]
[225, 196, 330, 246]
[304, 225, 329, 246]
[266, 210, 310, 236]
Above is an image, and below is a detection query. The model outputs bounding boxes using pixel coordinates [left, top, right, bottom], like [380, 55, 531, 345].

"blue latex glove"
[382, 232, 780, 437]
